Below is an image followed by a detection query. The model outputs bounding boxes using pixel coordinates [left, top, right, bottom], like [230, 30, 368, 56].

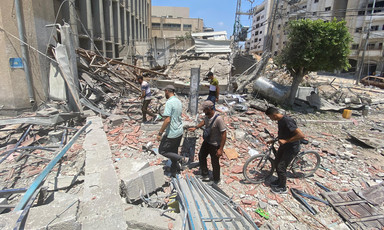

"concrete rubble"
[1, 41, 384, 230]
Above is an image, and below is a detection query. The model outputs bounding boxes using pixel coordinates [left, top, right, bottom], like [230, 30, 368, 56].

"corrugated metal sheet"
[194, 39, 231, 53]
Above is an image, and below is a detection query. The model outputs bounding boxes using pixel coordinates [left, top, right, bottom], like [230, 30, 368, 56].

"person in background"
[206, 72, 219, 110]
[137, 76, 155, 123]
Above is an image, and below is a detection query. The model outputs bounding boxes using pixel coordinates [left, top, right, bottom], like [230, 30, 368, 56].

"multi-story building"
[151, 6, 203, 38]
[250, 0, 273, 55]
[0, 0, 151, 114]
[250, 0, 383, 76]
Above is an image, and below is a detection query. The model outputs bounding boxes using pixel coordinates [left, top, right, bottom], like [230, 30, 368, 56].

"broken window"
[379, 43, 383, 50]
[367, 43, 375, 50]
[355, 27, 362, 33]
[351, 44, 359, 50]
[325, 7, 331, 11]
[152, 23, 160, 30]
[358, 10, 365, 15]
[371, 25, 379, 31]
[314, 0, 319, 3]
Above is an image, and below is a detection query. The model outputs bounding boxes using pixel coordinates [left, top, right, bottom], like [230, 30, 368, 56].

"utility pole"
[355, 0, 376, 84]
[265, 0, 280, 53]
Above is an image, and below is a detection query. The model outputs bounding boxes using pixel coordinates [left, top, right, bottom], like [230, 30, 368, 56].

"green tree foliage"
[276, 19, 352, 105]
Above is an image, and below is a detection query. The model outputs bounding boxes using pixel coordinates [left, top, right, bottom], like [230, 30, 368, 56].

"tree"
[275, 19, 352, 105]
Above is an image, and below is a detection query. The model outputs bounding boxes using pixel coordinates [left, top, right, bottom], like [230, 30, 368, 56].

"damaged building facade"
[0, 0, 151, 114]
[249, 0, 384, 76]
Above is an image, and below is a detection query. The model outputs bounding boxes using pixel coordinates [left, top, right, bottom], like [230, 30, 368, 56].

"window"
[367, 43, 375, 50]
[260, 31, 262, 34]
[183, 24, 192, 31]
[314, 0, 319, 3]
[302, 5, 307, 9]
[379, 43, 383, 50]
[163, 23, 181, 31]
[152, 23, 160, 30]
[257, 16, 260, 21]
[258, 46, 261, 48]
[278, 24, 281, 29]
[355, 27, 362, 33]
[382, 25, 384, 30]
[358, 10, 365, 15]
[313, 12, 317, 16]
[371, 25, 379, 31]
[325, 7, 331, 11]
[259, 38, 262, 41]
[255, 31, 259, 35]
[351, 44, 359, 50]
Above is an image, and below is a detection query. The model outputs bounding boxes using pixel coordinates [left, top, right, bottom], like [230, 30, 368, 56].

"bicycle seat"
[300, 139, 309, 145]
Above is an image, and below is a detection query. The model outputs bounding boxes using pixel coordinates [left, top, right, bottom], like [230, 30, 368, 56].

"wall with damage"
[0, 0, 55, 114]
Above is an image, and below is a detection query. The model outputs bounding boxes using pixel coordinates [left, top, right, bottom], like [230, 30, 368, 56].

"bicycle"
[127, 95, 164, 121]
[243, 128, 321, 184]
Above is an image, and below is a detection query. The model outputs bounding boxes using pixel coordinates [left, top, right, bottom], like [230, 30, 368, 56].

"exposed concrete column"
[189, 68, 200, 116]
[117, 3, 122, 44]
[86, 0, 94, 50]
[97, 0, 106, 55]
[109, 0, 115, 57]
[123, 4, 128, 45]
[68, 0, 79, 47]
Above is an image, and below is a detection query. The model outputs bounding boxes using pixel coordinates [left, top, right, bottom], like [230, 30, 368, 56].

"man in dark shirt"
[265, 107, 305, 194]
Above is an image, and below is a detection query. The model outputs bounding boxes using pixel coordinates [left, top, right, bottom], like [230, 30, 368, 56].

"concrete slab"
[80, 116, 128, 230]
[140, 123, 162, 131]
[0, 198, 8, 214]
[116, 158, 150, 180]
[46, 175, 85, 191]
[0, 192, 80, 230]
[121, 166, 165, 202]
[123, 203, 182, 230]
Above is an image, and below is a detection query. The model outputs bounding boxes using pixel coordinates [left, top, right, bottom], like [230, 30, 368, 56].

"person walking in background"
[206, 72, 219, 110]
[137, 76, 155, 123]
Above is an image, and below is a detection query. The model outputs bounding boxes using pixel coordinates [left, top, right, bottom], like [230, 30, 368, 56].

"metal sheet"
[194, 39, 231, 53]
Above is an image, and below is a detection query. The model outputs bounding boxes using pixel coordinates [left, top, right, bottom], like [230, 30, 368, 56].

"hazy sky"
[151, 0, 261, 38]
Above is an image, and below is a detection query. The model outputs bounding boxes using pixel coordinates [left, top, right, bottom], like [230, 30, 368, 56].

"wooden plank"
[349, 215, 384, 223]
[333, 200, 367, 207]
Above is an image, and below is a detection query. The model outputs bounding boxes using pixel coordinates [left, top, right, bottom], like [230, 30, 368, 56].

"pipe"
[14, 0, 35, 103]
[14, 121, 91, 211]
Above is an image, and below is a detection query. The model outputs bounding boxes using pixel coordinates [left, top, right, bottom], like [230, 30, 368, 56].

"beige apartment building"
[151, 6, 203, 38]
[250, 0, 384, 75]
[0, 0, 152, 114]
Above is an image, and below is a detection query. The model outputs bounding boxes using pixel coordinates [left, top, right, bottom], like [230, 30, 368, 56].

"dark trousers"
[142, 99, 155, 121]
[207, 95, 216, 110]
[274, 144, 300, 188]
[159, 135, 182, 174]
[199, 141, 220, 181]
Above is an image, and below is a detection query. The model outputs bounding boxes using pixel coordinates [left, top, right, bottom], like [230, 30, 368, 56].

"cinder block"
[121, 166, 165, 202]
[108, 115, 124, 126]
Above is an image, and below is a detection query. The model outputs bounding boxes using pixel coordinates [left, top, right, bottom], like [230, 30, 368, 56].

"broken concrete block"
[0, 192, 80, 230]
[0, 198, 8, 214]
[140, 123, 162, 131]
[121, 166, 165, 202]
[116, 158, 149, 180]
[108, 115, 125, 126]
[123, 203, 182, 230]
[48, 130, 65, 143]
[82, 109, 96, 117]
[46, 175, 85, 191]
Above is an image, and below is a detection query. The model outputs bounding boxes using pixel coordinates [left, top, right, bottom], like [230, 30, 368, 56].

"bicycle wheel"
[157, 103, 164, 117]
[243, 154, 274, 184]
[291, 150, 321, 178]
[127, 104, 142, 121]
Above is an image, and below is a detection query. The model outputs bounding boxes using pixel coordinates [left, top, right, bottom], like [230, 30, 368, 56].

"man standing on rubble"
[206, 72, 219, 110]
[189, 100, 227, 185]
[157, 85, 187, 177]
[265, 107, 305, 194]
[137, 76, 155, 123]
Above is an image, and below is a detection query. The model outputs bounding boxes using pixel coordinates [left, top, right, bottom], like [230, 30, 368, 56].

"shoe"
[198, 175, 210, 181]
[271, 186, 287, 194]
[270, 180, 279, 187]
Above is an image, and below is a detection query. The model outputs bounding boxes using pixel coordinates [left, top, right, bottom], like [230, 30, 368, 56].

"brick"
[231, 165, 243, 174]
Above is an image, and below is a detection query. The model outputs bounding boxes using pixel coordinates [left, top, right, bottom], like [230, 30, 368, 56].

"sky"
[151, 0, 259, 38]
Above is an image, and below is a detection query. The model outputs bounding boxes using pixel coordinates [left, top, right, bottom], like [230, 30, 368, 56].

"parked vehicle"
[360, 76, 384, 89]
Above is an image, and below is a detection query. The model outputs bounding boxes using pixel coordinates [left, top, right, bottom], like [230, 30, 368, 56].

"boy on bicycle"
[265, 107, 305, 194]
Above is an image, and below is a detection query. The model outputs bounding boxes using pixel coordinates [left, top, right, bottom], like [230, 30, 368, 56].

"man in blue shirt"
[157, 85, 187, 177]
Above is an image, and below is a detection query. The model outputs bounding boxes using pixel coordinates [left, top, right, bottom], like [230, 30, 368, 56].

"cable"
[0, 26, 57, 63]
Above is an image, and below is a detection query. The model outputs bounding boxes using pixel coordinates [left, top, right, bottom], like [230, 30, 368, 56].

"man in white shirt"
[137, 76, 155, 123]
